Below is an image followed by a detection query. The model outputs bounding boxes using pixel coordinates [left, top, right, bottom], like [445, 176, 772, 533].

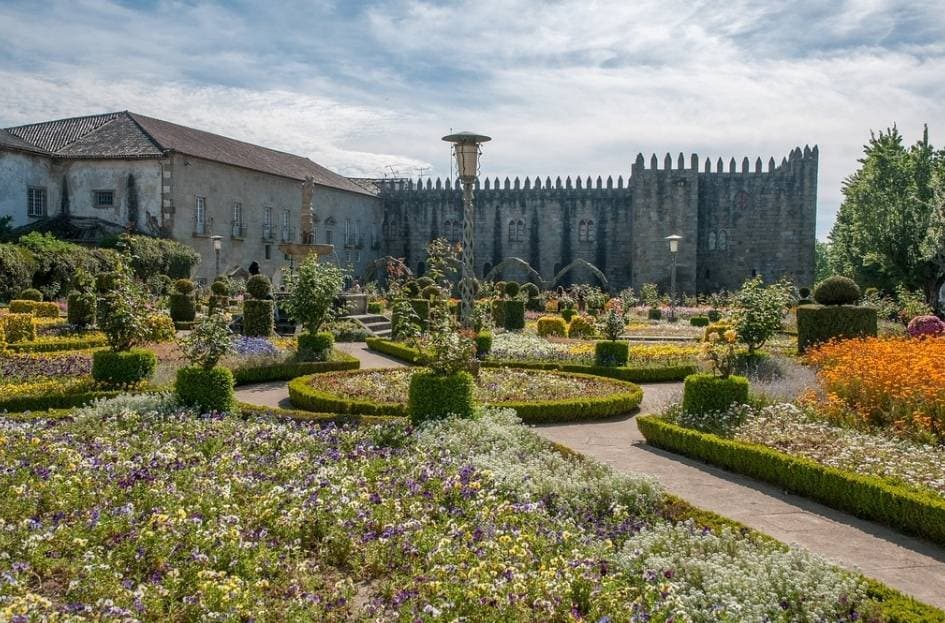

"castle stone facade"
[378, 146, 818, 294]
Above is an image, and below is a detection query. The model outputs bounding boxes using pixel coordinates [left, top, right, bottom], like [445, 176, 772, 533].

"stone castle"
[376, 147, 818, 293]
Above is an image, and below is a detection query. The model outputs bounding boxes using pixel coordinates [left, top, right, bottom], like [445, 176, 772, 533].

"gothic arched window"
[718, 230, 728, 251]
[578, 219, 595, 242]
[508, 219, 524, 242]
[517, 219, 525, 241]
[708, 231, 717, 251]
[586, 220, 595, 242]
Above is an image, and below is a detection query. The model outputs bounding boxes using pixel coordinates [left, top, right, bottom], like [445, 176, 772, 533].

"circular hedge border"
[288, 369, 643, 424]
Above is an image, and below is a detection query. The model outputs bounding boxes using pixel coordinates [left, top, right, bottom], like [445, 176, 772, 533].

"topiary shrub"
[91, 348, 156, 385]
[707, 309, 722, 322]
[367, 301, 383, 314]
[9, 300, 37, 314]
[420, 285, 441, 300]
[796, 304, 878, 353]
[174, 278, 195, 295]
[3, 313, 35, 343]
[207, 294, 229, 316]
[798, 287, 811, 299]
[689, 315, 709, 327]
[176, 365, 236, 413]
[18, 288, 43, 302]
[67, 291, 96, 327]
[567, 315, 596, 339]
[144, 313, 176, 343]
[703, 321, 732, 342]
[416, 276, 435, 289]
[403, 280, 421, 297]
[647, 307, 662, 321]
[33, 302, 60, 318]
[169, 292, 196, 322]
[682, 373, 749, 415]
[210, 279, 230, 296]
[537, 316, 568, 337]
[813, 276, 861, 305]
[561, 308, 576, 323]
[407, 369, 475, 424]
[298, 331, 334, 362]
[246, 274, 271, 299]
[595, 340, 628, 367]
[907, 314, 945, 338]
[504, 281, 520, 298]
[475, 331, 492, 358]
[502, 299, 525, 331]
[243, 299, 274, 337]
[494, 281, 507, 296]
[522, 283, 539, 298]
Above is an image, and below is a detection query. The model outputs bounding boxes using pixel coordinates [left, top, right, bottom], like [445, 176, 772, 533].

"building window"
[194, 196, 207, 234]
[27, 187, 47, 217]
[356, 250, 361, 264]
[264, 244, 271, 260]
[345, 218, 351, 246]
[718, 230, 728, 251]
[232, 202, 244, 237]
[707, 231, 716, 251]
[578, 219, 595, 242]
[281, 209, 292, 242]
[508, 219, 525, 242]
[263, 207, 273, 240]
[94, 190, 114, 209]
[326, 230, 333, 245]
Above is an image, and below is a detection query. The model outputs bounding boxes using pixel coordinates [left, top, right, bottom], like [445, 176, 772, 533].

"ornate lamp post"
[211, 235, 223, 278]
[665, 234, 682, 322]
[442, 131, 491, 328]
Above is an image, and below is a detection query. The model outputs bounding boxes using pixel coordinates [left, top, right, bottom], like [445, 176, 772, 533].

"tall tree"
[828, 125, 945, 305]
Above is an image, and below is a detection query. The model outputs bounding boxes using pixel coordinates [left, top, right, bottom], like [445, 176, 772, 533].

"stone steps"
[347, 313, 392, 338]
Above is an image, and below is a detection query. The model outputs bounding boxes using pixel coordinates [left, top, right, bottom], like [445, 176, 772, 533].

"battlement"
[374, 146, 817, 195]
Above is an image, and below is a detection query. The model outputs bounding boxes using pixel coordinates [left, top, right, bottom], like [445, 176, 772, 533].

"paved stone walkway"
[236, 343, 945, 608]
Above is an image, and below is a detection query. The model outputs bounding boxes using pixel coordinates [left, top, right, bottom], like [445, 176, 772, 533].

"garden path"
[235, 344, 945, 608]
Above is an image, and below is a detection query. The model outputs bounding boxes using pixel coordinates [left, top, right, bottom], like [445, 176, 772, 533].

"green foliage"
[92, 348, 156, 384]
[245, 274, 272, 299]
[282, 255, 347, 334]
[895, 284, 934, 322]
[504, 281, 520, 298]
[97, 261, 149, 352]
[33, 302, 60, 317]
[391, 298, 423, 340]
[242, 299, 274, 337]
[813, 275, 861, 305]
[416, 276, 435, 289]
[9, 300, 36, 314]
[175, 365, 235, 413]
[367, 301, 383, 314]
[599, 308, 625, 341]
[567, 315, 596, 338]
[475, 331, 492, 358]
[814, 240, 832, 283]
[66, 270, 96, 328]
[210, 279, 230, 296]
[417, 306, 475, 376]
[407, 370, 476, 424]
[179, 311, 233, 369]
[420, 284, 441, 300]
[682, 373, 749, 415]
[501, 299, 525, 331]
[298, 331, 334, 362]
[168, 293, 196, 323]
[647, 307, 662, 320]
[731, 276, 792, 353]
[18, 288, 42, 301]
[828, 126, 945, 306]
[207, 294, 229, 316]
[521, 283, 539, 298]
[595, 340, 628, 367]
[561, 308, 576, 323]
[640, 282, 660, 307]
[707, 309, 722, 322]
[403, 280, 421, 297]
[4, 334, 107, 353]
[537, 316, 568, 337]
[18, 232, 116, 299]
[703, 321, 732, 342]
[174, 278, 195, 295]
[3, 313, 35, 343]
[144, 313, 176, 343]
[689, 316, 709, 327]
[637, 415, 945, 549]
[796, 305, 878, 353]
[231, 352, 359, 385]
[0, 243, 36, 302]
[112, 233, 200, 280]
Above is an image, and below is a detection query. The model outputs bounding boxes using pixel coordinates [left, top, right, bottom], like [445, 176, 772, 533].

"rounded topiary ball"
[420, 284, 441, 300]
[174, 278, 195, 295]
[522, 283, 539, 298]
[416, 276, 435, 289]
[210, 279, 230, 296]
[813, 276, 861, 305]
[403, 280, 421, 297]
[19, 288, 43, 302]
[798, 287, 811, 299]
[246, 274, 271, 299]
[504, 281, 520, 298]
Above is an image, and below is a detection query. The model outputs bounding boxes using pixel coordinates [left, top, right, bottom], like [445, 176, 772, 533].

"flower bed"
[230, 349, 360, 385]
[487, 332, 700, 365]
[0, 394, 880, 622]
[807, 336, 945, 440]
[0, 351, 92, 380]
[289, 368, 643, 423]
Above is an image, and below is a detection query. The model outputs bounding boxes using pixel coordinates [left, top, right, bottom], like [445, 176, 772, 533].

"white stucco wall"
[0, 150, 54, 228]
[61, 159, 162, 230]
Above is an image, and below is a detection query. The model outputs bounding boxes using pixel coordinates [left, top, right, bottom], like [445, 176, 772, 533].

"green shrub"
[91, 348, 156, 384]
[144, 313, 176, 343]
[9, 300, 37, 314]
[407, 298, 430, 328]
[813, 275, 861, 305]
[33, 302, 60, 318]
[504, 281, 520, 298]
[561, 308, 576, 323]
[567, 315, 596, 338]
[475, 331, 492, 357]
[67, 292, 96, 327]
[0, 244, 36, 303]
[243, 299, 274, 337]
[647, 307, 662, 320]
[420, 284, 441, 300]
[521, 283, 539, 298]
[502, 299, 525, 331]
[595, 340, 629, 367]
[18, 288, 43, 301]
[176, 365, 235, 413]
[682, 373, 749, 415]
[330, 319, 369, 342]
[207, 294, 229, 316]
[416, 276, 435, 289]
[403, 280, 421, 297]
[689, 315, 709, 327]
[298, 331, 334, 361]
[231, 352, 359, 385]
[707, 309, 722, 322]
[407, 370, 476, 424]
[174, 278, 195, 295]
[796, 304, 877, 353]
[3, 313, 35, 343]
[174, 321, 195, 331]
[210, 279, 230, 296]
[19, 232, 116, 299]
[169, 293, 196, 322]
[537, 316, 568, 337]
[0, 319, 5, 347]
[111, 233, 199, 280]
[703, 321, 732, 341]
[245, 274, 271, 299]
[637, 415, 945, 550]
[367, 301, 383, 314]
[5, 333, 107, 353]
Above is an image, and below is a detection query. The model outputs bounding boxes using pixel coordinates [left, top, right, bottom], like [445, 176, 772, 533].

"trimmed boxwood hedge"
[364, 337, 697, 382]
[0, 387, 159, 412]
[67, 292, 95, 327]
[408, 370, 475, 424]
[298, 331, 334, 361]
[796, 304, 877, 353]
[637, 415, 945, 549]
[2, 313, 35, 343]
[169, 293, 196, 322]
[475, 331, 492, 358]
[242, 299, 274, 337]
[288, 369, 643, 424]
[92, 348, 156, 384]
[176, 365, 236, 413]
[231, 350, 360, 385]
[595, 340, 628, 367]
[6, 333, 108, 353]
[9, 299, 38, 314]
[681, 373, 749, 415]
[237, 401, 403, 427]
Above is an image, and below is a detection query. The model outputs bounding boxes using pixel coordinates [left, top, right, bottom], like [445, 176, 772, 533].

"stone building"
[376, 148, 818, 294]
[0, 112, 381, 284]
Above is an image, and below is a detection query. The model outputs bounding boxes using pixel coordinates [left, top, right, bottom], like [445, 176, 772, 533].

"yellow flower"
[723, 329, 737, 343]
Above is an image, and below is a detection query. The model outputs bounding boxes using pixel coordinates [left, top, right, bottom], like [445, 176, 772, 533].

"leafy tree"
[829, 125, 945, 306]
[281, 255, 347, 334]
[98, 260, 149, 352]
[814, 240, 832, 283]
[179, 309, 233, 369]
[731, 276, 793, 353]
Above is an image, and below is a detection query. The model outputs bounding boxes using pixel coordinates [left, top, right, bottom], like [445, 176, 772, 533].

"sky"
[1, 0, 944, 239]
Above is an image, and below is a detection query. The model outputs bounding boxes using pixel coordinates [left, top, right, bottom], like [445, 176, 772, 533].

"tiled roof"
[3, 111, 375, 196]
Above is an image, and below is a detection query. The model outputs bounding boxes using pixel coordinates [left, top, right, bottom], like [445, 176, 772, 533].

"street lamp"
[442, 131, 491, 328]
[211, 235, 223, 278]
[665, 234, 682, 322]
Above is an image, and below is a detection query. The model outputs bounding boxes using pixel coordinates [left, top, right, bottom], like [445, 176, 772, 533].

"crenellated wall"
[377, 146, 817, 293]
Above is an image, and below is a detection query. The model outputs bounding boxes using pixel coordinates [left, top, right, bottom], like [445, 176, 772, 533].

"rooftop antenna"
[384, 164, 400, 178]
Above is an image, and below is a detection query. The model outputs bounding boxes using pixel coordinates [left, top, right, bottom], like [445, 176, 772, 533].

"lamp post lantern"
[665, 234, 682, 322]
[442, 131, 491, 328]
[211, 235, 223, 278]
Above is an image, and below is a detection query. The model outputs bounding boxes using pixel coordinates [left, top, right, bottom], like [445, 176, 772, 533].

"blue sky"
[2, 0, 944, 239]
